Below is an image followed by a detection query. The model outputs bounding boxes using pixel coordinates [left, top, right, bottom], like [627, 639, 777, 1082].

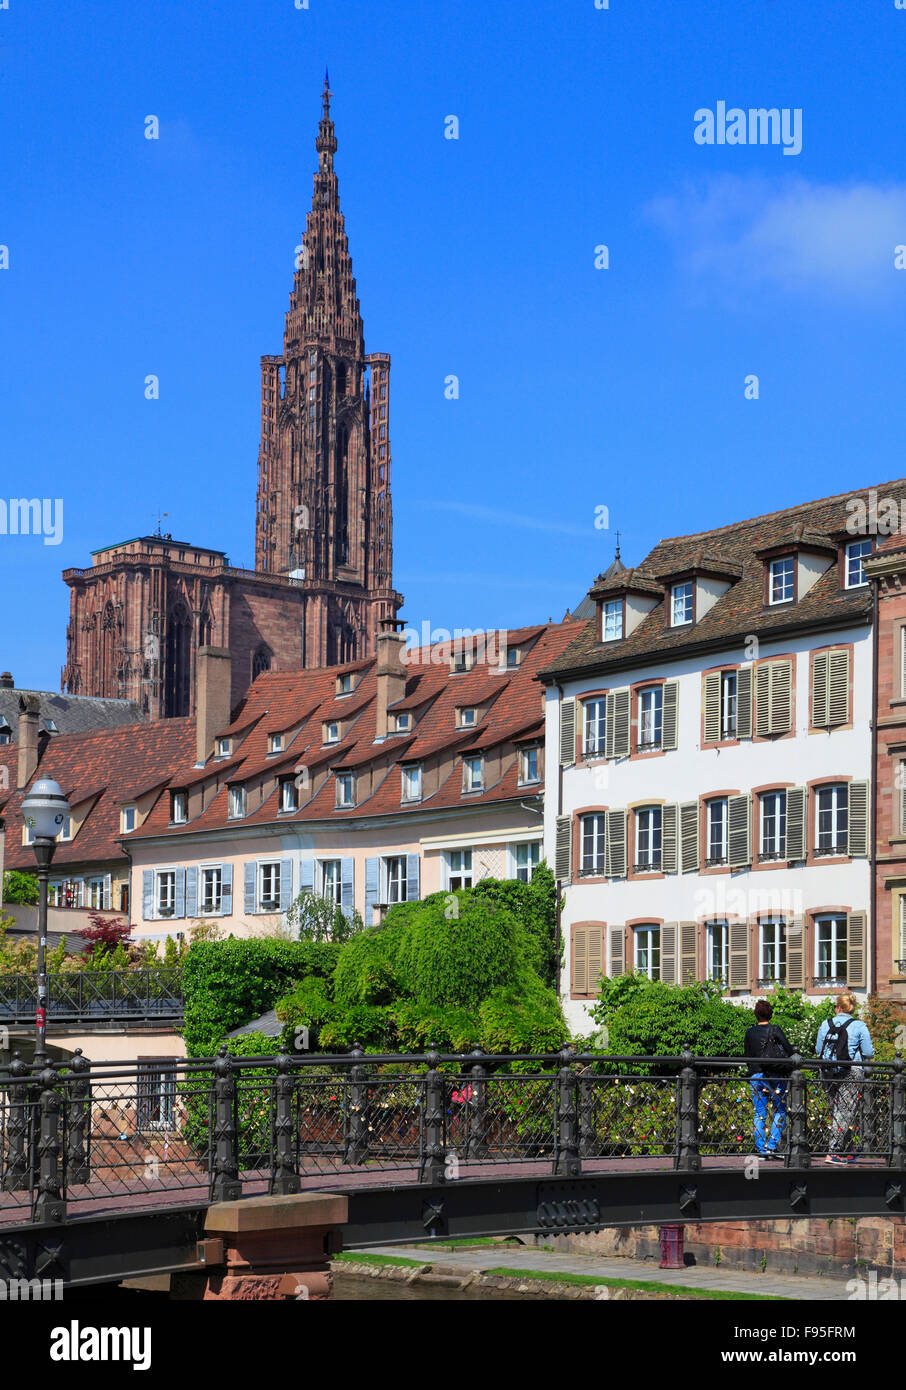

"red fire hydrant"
[659, 1224, 685, 1269]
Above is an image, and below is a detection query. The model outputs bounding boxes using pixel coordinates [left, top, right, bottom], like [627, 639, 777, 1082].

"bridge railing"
[0, 969, 184, 1025]
[0, 1046, 903, 1223]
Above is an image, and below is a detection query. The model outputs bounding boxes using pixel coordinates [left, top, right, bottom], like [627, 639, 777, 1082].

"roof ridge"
[659, 476, 906, 546]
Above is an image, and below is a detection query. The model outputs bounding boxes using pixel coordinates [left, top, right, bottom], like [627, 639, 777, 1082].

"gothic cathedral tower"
[254, 75, 401, 664]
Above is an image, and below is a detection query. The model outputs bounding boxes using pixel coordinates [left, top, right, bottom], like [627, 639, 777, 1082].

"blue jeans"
[750, 1075, 788, 1153]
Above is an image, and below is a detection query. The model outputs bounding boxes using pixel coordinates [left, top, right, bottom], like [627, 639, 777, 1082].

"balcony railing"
[0, 969, 184, 1026]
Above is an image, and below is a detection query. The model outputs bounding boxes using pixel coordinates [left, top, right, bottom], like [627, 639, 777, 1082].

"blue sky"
[3, 0, 906, 688]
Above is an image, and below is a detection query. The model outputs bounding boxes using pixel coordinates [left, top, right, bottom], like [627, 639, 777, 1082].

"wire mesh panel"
[578, 1073, 679, 1159]
[699, 1072, 768, 1158]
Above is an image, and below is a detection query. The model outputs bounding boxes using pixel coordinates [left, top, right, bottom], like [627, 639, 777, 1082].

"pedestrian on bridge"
[817, 991, 874, 1165]
[745, 1000, 794, 1160]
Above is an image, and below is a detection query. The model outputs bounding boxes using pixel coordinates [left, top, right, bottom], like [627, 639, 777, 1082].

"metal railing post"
[2, 1053, 31, 1192]
[891, 1055, 906, 1170]
[555, 1047, 581, 1177]
[675, 1047, 701, 1172]
[345, 1044, 369, 1165]
[211, 1046, 242, 1202]
[420, 1051, 447, 1185]
[33, 1060, 65, 1223]
[579, 1063, 595, 1157]
[270, 1051, 299, 1195]
[65, 1048, 91, 1186]
[466, 1047, 488, 1160]
[787, 1052, 811, 1169]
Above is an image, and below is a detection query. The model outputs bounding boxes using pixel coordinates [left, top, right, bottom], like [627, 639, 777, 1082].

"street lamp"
[21, 778, 70, 1066]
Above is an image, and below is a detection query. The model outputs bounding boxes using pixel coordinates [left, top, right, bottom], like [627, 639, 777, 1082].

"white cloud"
[647, 176, 906, 298]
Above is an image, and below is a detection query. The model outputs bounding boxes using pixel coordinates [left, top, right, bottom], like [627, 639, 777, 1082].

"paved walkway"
[352, 1242, 857, 1301]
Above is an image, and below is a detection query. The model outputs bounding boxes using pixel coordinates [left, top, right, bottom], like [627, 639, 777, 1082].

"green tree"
[3, 871, 38, 905]
[285, 890, 364, 944]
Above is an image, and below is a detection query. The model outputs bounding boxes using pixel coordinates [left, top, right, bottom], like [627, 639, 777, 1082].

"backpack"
[820, 1017, 855, 1079]
[760, 1026, 791, 1072]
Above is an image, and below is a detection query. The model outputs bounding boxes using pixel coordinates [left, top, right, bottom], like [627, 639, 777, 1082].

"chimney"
[0, 673, 13, 689]
[196, 647, 233, 765]
[375, 619, 407, 739]
[17, 694, 41, 788]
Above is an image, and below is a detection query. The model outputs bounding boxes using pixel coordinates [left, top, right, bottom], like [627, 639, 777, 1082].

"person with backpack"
[816, 990, 874, 1164]
[744, 999, 795, 1159]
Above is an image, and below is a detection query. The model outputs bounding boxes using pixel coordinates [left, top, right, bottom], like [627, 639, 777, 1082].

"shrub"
[285, 890, 365, 944]
[3, 871, 38, 905]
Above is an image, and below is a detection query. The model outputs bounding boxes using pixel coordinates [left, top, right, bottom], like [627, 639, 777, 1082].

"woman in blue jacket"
[816, 991, 874, 1164]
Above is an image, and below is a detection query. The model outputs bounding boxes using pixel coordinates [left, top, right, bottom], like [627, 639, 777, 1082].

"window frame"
[446, 848, 473, 891]
[768, 555, 795, 605]
[257, 860, 282, 912]
[634, 924, 661, 981]
[844, 539, 872, 590]
[601, 597, 624, 642]
[814, 783, 849, 857]
[670, 581, 694, 627]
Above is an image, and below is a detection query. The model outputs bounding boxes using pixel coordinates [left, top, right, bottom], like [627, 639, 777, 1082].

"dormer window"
[845, 539, 872, 589]
[216, 738, 231, 758]
[57, 815, 72, 843]
[269, 734, 284, 754]
[506, 647, 520, 667]
[463, 756, 484, 792]
[602, 599, 624, 642]
[670, 582, 693, 627]
[279, 777, 299, 813]
[336, 772, 356, 808]
[0, 718, 10, 744]
[769, 556, 795, 605]
[171, 791, 187, 824]
[401, 764, 422, 802]
[337, 673, 353, 695]
[121, 805, 137, 833]
[324, 721, 340, 744]
[395, 712, 411, 732]
[458, 707, 477, 728]
[228, 785, 246, 819]
[520, 746, 541, 785]
[450, 647, 473, 673]
[44, 719, 59, 734]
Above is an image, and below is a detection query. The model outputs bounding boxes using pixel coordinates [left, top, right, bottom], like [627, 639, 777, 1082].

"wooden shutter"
[728, 921, 750, 991]
[770, 660, 793, 733]
[103, 874, 111, 910]
[142, 869, 154, 921]
[828, 649, 850, 726]
[680, 922, 698, 983]
[559, 698, 576, 766]
[341, 858, 355, 920]
[786, 916, 805, 989]
[364, 857, 380, 924]
[606, 809, 627, 878]
[785, 786, 807, 861]
[736, 664, 753, 739]
[406, 854, 420, 902]
[243, 863, 256, 914]
[174, 868, 186, 919]
[728, 794, 752, 868]
[661, 923, 678, 985]
[587, 927, 603, 997]
[220, 864, 233, 916]
[812, 650, 829, 728]
[570, 924, 587, 996]
[661, 680, 679, 751]
[606, 688, 630, 758]
[609, 924, 625, 977]
[661, 804, 679, 874]
[280, 858, 293, 911]
[847, 780, 869, 858]
[703, 672, 721, 744]
[847, 911, 867, 989]
[680, 801, 699, 873]
[299, 859, 315, 893]
[755, 663, 772, 736]
[555, 815, 572, 881]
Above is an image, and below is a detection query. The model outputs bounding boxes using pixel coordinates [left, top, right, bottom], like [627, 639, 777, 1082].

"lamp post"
[21, 778, 70, 1066]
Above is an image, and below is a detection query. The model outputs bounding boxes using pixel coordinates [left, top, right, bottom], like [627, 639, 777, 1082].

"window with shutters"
[758, 919, 787, 985]
[769, 556, 795, 604]
[584, 699, 607, 756]
[707, 922, 729, 984]
[637, 686, 663, 751]
[446, 849, 473, 890]
[759, 791, 787, 860]
[156, 870, 176, 918]
[318, 859, 342, 906]
[671, 582, 693, 626]
[815, 784, 848, 856]
[571, 924, 604, 998]
[845, 539, 872, 589]
[200, 866, 223, 915]
[634, 807, 662, 871]
[581, 814, 607, 876]
[814, 913, 847, 987]
[706, 798, 728, 865]
[720, 671, 737, 739]
[812, 648, 850, 728]
[634, 925, 661, 980]
[755, 658, 793, 736]
[602, 599, 623, 641]
[258, 860, 282, 911]
[383, 856, 407, 904]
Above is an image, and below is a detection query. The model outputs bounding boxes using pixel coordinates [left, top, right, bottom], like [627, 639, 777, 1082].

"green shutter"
[661, 923, 678, 984]
[555, 815, 572, 881]
[680, 922, 698, 983]
[680, 801, 699, 873]
[755, 664, 772, 737]
[828, 649, 850, 726]
[661, 804, 679, 874]
[785, 786, 807, 861]
[606, 687, 630, 759]
[728, 794, 752, 868]
[847, 911, 867, 990]
[703, 672, 721, 744]
[770, 660, 793, 734]
[606, 809, 627, 878]
[786, 917, 805, 990]
[661, 680, 679, 751]
[559, 698, 576, 766]
[729, 922, 750, 991]
[609, 924, 625, 977]
[736, 665, 753, 739]
[847, 780, 869, 858]
[812, 650, 829, 728]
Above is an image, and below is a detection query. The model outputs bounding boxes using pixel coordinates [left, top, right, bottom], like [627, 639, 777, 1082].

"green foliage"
[285, 890, 365, 944]
[182, 936, 342, 1056]
[3, 871, 38, 905]
[470, 862, 559, 986]
[590, 974, 837, 1064]
[864, 994, 906, 1063]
